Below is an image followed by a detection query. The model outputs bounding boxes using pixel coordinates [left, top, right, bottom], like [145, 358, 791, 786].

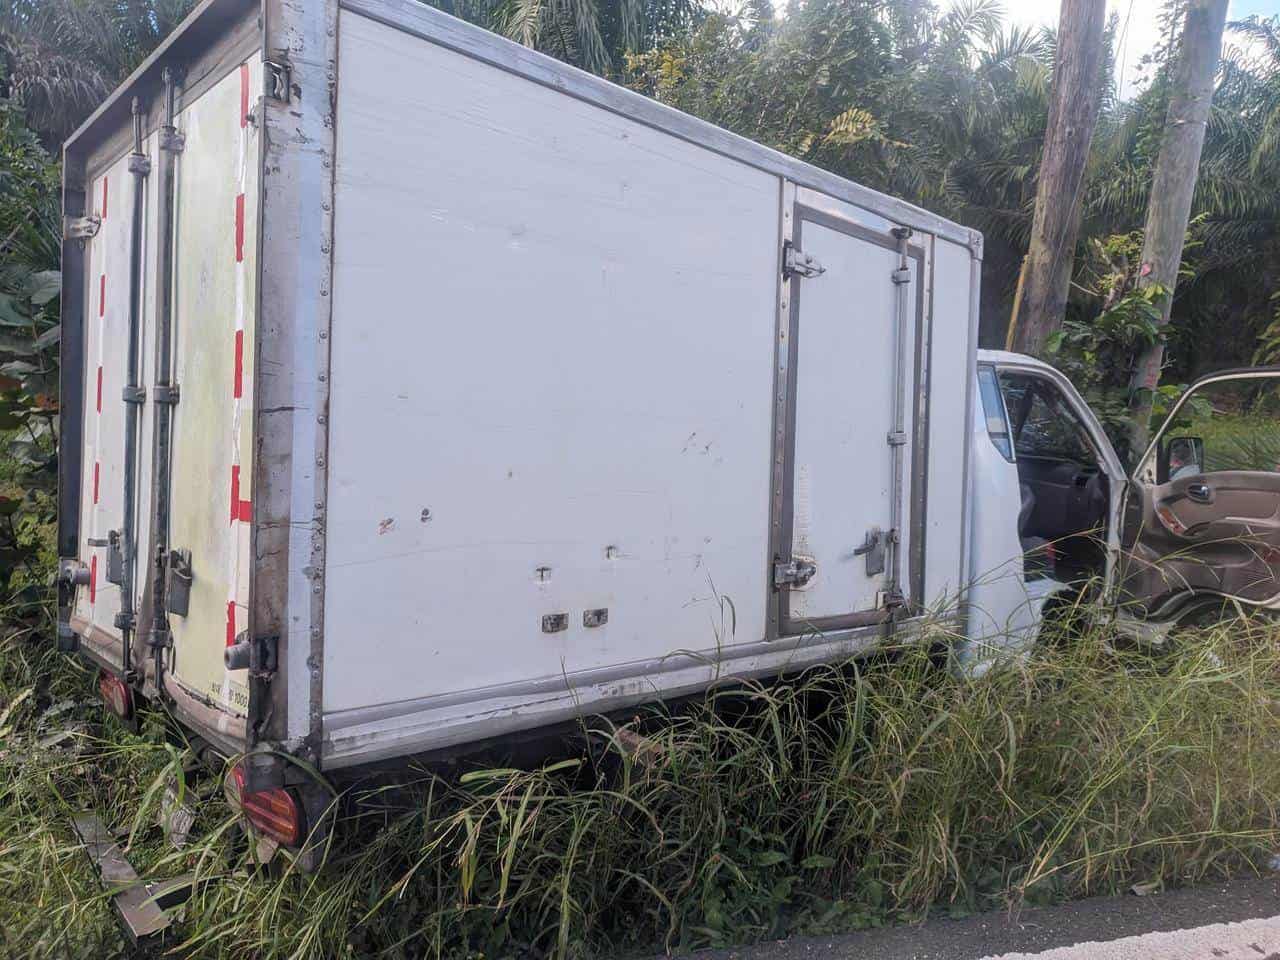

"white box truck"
[57, 0, 1280, 846]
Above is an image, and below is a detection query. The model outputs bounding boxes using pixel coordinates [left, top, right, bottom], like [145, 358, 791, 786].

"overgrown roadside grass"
[3, 595, 1280, 959]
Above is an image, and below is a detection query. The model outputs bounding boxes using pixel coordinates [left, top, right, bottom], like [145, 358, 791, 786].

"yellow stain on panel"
[166, 57, 261, 715]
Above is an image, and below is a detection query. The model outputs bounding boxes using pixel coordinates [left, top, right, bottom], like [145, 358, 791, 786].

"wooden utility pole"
[1127, 0, 1229, 453]
[1008, 0, 1106, 356]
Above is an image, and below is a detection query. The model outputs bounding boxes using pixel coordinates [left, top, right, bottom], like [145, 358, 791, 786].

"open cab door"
[1118, 367, 1280, 623]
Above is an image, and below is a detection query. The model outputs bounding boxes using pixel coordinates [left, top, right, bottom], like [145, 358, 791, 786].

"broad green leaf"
[0, 292, 29, 327]
[26, 270, 61, 306]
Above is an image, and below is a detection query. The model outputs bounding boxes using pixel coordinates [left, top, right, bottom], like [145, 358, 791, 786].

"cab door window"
[998, 372, 1109, 582]
[1001, 376, 1098, 466]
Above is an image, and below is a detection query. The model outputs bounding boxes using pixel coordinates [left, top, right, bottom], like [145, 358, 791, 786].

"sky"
[1002, 0, 1280, 99]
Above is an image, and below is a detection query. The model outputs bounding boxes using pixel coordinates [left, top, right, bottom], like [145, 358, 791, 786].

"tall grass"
[4, 602, 1280, 959]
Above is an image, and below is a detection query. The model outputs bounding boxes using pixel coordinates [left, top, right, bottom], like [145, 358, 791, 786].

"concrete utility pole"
[1008, 0, 1106, 356]
[1128, 0, 1229, 453]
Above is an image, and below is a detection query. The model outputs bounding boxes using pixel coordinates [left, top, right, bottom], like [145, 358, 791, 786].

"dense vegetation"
[3, 0, 1280, 957]
[6, 614, 1280, 958]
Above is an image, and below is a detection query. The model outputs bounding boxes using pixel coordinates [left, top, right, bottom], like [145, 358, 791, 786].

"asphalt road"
[664, 876, 1280, 960]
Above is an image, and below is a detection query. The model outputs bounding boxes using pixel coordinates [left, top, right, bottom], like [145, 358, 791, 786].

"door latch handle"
[853, 527, 887, 577]
[1186, 482, 1213, 504]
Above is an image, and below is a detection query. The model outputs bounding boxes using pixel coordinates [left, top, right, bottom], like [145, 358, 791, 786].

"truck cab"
[965, 349, 1280, 665]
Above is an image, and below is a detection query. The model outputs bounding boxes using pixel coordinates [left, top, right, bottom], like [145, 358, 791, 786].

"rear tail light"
[98, 672, 133, 720]
[230, 765, 304, 846]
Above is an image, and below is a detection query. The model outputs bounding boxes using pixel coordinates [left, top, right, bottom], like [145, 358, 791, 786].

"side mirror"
[1159, 435, 1204, 483]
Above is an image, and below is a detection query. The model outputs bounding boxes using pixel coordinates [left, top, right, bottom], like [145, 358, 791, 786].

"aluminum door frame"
[769, 186, 930, 638]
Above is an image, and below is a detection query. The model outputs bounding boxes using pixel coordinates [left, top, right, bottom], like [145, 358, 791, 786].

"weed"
[3, 598, 1280, 958]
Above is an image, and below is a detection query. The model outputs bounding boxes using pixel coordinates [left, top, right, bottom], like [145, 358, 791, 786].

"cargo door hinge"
[773, 555, 817, 589]
[265, 61, 291, 103]
[782, 241, 825, 280]
[224, 633, 278, 677]
[65, 216, 101, 241]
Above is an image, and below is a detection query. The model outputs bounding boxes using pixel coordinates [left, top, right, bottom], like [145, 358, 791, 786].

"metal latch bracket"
[152, 384, 180, 405]
[65, 216, 101, 240]
[159, 127, 185, 153]
[773, 555, 818, 589]
[782, 240, 826, 280]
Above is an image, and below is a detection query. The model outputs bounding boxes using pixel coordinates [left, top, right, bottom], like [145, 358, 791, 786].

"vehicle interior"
[993, 371, 1110, 583]
[1118, 373, 1280, 616]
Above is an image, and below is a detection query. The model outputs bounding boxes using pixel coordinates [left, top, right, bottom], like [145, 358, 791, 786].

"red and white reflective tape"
[226, 62, 253, 656]
[88, 175, 109, 607]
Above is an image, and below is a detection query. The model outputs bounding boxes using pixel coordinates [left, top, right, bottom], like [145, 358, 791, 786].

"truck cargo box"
[58, 0, 982, 775]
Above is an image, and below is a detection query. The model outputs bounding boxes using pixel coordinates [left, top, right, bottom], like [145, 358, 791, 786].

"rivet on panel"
[317, 414, 326, 424]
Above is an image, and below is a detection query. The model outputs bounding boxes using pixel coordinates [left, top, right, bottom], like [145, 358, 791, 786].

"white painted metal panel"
[74, 152, 139, 648]
[960, 378, 1047, 667]
[325, 11, 780, 713]
[786, 220, 915, 622]
[923, 237, 974, 606]
[165, 58, 262, 714]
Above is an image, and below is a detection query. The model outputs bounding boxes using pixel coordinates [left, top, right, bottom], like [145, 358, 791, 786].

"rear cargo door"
[161, 59, 262, 715]
[775, 197, 919, 635]
[71, 155, 144, 663]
